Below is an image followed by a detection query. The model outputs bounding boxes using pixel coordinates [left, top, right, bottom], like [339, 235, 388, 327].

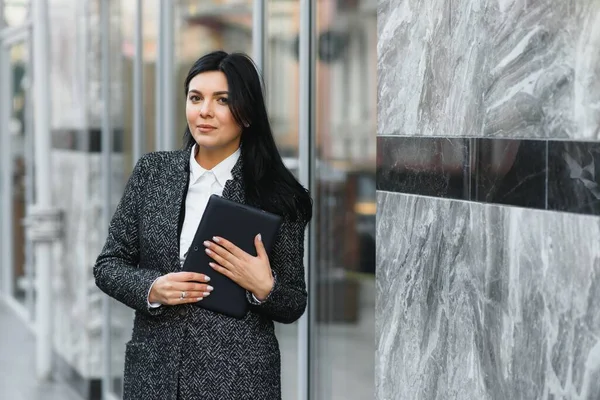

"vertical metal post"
[0, 0, 9, 297]
[31, 0, 53, 380]
[252, 0, 266, 75]
[0, 44, 14, 298]
[100, 0, 113, 395]
[0, 0, 4, 31]
[78, 0, 90, 153]
[24, 40, 36, 319]
[298, 0, 316, 399]
[133, 0, 144, 161]
[155, 0, 163, 151]
[161, 0, 174, 151]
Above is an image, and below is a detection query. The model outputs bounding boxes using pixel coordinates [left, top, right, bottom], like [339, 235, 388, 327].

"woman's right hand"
[148, 272, 213, 305]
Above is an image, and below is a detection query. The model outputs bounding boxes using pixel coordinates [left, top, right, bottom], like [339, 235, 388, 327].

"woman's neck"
[195, 144, 239, 170]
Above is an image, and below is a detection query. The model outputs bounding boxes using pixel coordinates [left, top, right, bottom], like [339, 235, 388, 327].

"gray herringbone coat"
[94, 146, 308, 400]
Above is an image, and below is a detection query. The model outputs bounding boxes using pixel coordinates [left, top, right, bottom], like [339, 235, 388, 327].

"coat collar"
[231, 154, 243, 180]
[175, 142, 243, 181]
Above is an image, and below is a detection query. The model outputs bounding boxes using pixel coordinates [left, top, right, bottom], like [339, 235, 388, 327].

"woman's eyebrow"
[188, 89, 229, 96]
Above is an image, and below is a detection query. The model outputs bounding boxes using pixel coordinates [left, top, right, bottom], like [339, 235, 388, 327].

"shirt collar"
[189, 144, 241, 187]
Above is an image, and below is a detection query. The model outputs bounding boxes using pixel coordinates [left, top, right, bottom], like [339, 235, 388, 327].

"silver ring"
[180, 291, 186, 300]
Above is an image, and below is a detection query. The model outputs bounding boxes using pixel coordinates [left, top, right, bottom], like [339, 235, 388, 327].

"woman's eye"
[189, 95, 200, 102]
[217, 97, 229, 104]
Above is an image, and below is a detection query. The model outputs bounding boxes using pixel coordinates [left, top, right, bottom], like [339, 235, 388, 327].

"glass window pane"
[108, 1, 134, 397]
[2, 0, 30, 27]
[265, 1, 302, 397]
[266, 1, 300, 159]
[173, 0, 254, 148]
[4, 41, 30, 308]
[312, 0, 377, 398]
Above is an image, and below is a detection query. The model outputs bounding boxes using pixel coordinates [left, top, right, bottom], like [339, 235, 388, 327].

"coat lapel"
[222, 154, 245, 204]
[163, 147, 191, 272]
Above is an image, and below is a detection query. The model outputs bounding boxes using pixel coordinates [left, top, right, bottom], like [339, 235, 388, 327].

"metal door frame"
[0, 19, 33, 322]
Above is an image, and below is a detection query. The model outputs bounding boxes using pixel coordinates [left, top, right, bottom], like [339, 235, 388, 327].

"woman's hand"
[148, 272, 213, 305]
[204, 234, 274, 301]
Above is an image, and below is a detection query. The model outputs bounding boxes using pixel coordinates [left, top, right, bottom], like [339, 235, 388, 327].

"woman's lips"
[197, 125, 217, 133]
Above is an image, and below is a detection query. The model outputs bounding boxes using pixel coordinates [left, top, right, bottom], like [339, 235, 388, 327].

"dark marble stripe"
[376, 137, 470, 199]
[377, 136, 600, 216]
[548, 141, 600, 215]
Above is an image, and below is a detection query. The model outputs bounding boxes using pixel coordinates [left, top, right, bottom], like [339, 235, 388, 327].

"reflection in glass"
[262, 2, 302, 397]
[108, 2, 133, 397]
[174, 0, 254, 148]
[313, 0, 376, 398]
[265, 1, 301, 159]
[6, 42, 31, 307]
[2, 0, 30, 27]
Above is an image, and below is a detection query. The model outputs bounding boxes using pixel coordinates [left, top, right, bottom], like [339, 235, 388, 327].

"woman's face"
[186, 71, 242, 154]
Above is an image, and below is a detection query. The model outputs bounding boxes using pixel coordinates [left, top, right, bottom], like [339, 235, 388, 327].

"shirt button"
[193, 246, 199, 251]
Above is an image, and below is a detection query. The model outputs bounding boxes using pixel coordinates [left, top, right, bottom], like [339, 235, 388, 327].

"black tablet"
[181, 194, 282, 319]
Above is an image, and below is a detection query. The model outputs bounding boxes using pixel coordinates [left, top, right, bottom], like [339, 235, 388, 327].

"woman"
[94, 50, 312, 400]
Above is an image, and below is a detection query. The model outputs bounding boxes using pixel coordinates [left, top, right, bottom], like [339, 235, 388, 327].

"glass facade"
[311, 1, 376, 397]
[0, 0, 376, 398]
[0, 0, 34, 319]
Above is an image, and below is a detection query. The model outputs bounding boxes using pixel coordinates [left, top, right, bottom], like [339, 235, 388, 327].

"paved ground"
[0, 278, 375, 400]
[0, 302, 82, 400]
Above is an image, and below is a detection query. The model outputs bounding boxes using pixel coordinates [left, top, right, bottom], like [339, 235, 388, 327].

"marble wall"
[376, 193, 600, 399]
[376, 1, 600, 399]
[378, 0, 600, 140]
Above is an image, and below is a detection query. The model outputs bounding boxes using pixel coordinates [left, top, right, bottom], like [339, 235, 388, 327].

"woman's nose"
[199, 101, 213, 117]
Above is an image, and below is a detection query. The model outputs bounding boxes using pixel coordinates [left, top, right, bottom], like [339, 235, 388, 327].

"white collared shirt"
[179, 144, 241, 260]
[148, 145, 240, 307]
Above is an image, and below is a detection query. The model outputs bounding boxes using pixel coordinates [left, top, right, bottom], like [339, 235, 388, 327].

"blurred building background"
[0, 0, 376, 399]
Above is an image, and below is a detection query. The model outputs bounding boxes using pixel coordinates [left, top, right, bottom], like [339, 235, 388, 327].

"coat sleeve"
[93, 155, 166, 317]
[247, 218, 308, 323]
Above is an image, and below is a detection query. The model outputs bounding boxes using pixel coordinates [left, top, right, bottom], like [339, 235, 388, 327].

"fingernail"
[197, 298, 203, 301]
[206, 286, 214, 291]
[204, 276, 211, 282]
[203, 241, 210, 247]
[257, 233, 262, 242]
[205, 248, 211, 255]
[213, 236, 220, 243]
[203, 292, 211, 297]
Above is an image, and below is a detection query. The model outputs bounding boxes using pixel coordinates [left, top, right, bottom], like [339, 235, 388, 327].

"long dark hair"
[183, 50, 312, 222]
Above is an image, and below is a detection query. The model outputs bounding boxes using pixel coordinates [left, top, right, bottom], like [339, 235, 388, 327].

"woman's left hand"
[204, 234, 274, 301]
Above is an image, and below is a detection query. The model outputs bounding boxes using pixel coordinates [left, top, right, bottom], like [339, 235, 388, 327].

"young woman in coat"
[94, 50, 312, 400]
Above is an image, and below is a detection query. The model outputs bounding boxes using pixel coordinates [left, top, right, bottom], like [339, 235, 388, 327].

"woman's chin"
[193, 135, 240, 152]
[192, 135, 219, 148]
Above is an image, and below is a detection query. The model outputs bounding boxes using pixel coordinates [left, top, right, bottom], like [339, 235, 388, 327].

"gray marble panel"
[376, 192, 600, 399]
[378, 0, 600, 140]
